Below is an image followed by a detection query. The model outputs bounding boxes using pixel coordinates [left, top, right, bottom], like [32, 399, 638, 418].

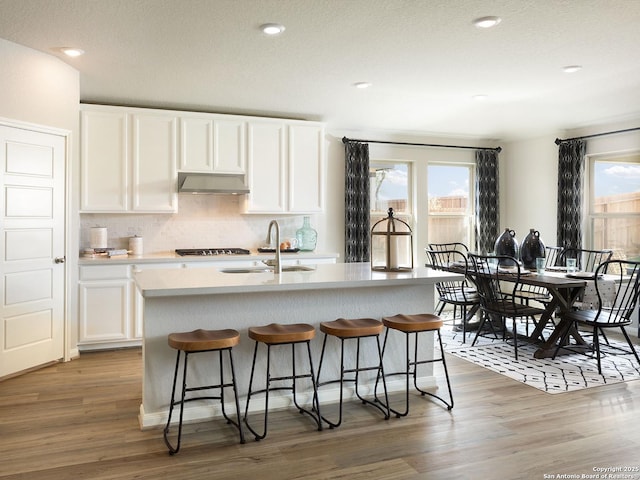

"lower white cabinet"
[78, 263, 182, 350]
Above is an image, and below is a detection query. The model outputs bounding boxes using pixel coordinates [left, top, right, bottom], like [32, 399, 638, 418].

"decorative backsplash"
[80, 195, 307, 253]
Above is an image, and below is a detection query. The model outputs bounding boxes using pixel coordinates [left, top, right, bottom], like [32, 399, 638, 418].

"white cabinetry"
[78, 263, 182, 350]
[80, 104, 178, 213]
[78, 265, 133, 350]
[179, 114, 246, 174]
[245, 120, 324, 214]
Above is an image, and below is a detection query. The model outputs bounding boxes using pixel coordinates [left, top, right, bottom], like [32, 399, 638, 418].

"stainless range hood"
[178, 172, 250, 195]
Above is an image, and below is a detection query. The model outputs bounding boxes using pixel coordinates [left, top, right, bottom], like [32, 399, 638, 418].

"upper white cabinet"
[81, 104, 324, 214]
[80, 104, 178, 213]
[179, 114, 246, 174]
[245, 119, 324, 214]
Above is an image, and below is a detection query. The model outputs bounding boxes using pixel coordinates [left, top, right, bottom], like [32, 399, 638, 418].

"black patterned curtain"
[557, 139, 586, 249]
[344, 141, 370, 262]
[475, 149, 500, 254]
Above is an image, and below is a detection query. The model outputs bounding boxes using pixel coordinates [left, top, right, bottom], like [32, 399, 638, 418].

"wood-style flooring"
[2, 339, 640, 480]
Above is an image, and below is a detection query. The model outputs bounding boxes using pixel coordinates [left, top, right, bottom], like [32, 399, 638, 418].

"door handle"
[54, 257, 66, 264]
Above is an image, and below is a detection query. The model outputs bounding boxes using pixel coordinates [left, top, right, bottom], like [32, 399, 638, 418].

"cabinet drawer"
[80, 264, 130, 281]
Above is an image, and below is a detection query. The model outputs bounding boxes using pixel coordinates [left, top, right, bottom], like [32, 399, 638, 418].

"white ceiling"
[1, 0, 639, 141]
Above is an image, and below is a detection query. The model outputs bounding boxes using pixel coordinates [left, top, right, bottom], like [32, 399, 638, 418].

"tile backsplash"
[80, 195, 309, 253]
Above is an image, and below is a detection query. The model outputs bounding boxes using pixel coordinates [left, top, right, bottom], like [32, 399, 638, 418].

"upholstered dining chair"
[469, 254, 547, 359]
[426, 249, 480, 343]
[552, 260, 640, 373]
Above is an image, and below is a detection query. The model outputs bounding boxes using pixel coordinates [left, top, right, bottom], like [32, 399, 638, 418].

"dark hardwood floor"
[2, 340, 640, 480]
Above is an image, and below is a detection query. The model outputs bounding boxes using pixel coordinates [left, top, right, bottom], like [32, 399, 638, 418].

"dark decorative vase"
[494, 228, 519, 266]
[520, 228, 545, 269]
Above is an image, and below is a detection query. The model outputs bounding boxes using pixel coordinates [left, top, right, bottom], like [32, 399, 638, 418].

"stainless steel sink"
[219, 265, 315, 273]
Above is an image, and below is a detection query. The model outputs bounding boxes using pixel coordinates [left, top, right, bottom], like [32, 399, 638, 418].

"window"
[588, 155, 640, 261]
[370, 161, 411, 220]
[427, 164, 475, 248]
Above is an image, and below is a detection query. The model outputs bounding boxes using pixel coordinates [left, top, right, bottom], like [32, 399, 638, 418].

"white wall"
[500, 134, 562, 248]
[0, 38, 81, 354]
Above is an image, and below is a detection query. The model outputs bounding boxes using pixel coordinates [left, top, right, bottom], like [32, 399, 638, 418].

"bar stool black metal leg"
[243, 342, 271, 441]
[220, 348, 245, 444]
[412, 330, 454, 410]
[318, 334, 389, 428]
[163, 350, 189, 455]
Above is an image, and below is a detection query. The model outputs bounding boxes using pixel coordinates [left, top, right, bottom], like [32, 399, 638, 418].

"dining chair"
[552, 260, 640, 373]
[544, 246, 564, 268]
[425, 242, 469, 266]
[469, 254, 547, 359]
[560, 247, 613, 273]
[426, 249, 480, 343]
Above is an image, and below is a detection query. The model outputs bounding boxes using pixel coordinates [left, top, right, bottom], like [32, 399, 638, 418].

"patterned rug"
[440, 320, 640, 394]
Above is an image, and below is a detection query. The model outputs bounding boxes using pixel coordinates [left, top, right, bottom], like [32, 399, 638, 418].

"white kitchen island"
[134, 262, 462, 429]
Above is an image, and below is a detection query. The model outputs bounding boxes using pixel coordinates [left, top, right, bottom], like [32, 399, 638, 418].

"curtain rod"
[555, 126, 640, 145]
[342, 136, 502, 152]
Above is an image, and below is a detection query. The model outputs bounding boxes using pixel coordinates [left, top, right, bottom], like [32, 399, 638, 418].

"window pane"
[590, 158, 640, 260]
[370, 162, 409, 213]
[428, 216, 470, 244]
[428, 165, 470, 214]
[593, 217, 640, 260]
[593, 161, 640, 214]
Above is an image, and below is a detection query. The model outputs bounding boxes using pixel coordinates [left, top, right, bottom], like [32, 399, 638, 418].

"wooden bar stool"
[243, 323, 322, 441]
[377, 313, 453, 417]
[316, 318, 390, 428]
[163, 328, 244, 455]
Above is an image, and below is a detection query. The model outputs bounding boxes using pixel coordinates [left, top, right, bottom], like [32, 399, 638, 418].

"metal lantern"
[371, 208, 414, 272]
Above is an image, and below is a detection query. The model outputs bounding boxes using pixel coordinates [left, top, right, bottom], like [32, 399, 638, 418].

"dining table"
[445, 262, 592, 359]
[516, 269, 589, 358]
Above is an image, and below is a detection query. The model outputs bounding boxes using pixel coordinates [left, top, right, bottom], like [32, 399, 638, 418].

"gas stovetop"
[175, 248, 251, 256]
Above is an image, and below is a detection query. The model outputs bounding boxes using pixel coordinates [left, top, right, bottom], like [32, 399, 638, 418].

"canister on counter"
[90, 227, 107, 250]
[129, 235, 143, 256]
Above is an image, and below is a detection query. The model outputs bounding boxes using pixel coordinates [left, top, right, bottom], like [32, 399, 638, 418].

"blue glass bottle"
[296, 216, 317, 251]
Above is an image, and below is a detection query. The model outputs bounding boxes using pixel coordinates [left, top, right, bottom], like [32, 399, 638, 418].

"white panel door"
[0, 124, 66, 377]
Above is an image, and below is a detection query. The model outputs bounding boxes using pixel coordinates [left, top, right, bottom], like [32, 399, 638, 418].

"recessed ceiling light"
[60, 47, 85, 57]
[353, 82, 372, 89]
[472, 94, 488, 101]
[473, 16, 502, 28]
[562, 65, 583, 73]
[260, 23, 285, 35]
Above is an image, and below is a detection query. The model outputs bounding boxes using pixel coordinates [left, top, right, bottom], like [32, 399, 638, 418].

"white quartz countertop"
[133, 262, 462, 297]
[79, 250, 340, 265]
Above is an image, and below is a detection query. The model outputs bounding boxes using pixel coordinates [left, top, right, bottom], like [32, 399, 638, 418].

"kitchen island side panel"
[140, 282, 438, 429]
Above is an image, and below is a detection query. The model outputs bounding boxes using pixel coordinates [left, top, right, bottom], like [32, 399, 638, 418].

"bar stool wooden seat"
[377, 313, 453, 417]
[163, 328, 244, 455]
[243, 323, 322, 441]
[316, 318, 390, 428]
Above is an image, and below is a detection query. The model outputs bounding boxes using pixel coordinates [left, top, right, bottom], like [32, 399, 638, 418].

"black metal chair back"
[426, 242, 469, 256]
[593, 260, 640, 325]
[469, 254, 522, 315]
[561, 248, 613, 273]
[426, 248, 480, 343]
[427, 249, 475, 301]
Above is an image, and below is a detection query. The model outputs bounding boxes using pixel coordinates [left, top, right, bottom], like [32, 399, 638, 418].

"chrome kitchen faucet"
[264, 220, 282, 274]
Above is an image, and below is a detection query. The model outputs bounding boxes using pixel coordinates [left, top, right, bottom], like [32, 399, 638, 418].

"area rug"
[439, 322, 640, 394]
